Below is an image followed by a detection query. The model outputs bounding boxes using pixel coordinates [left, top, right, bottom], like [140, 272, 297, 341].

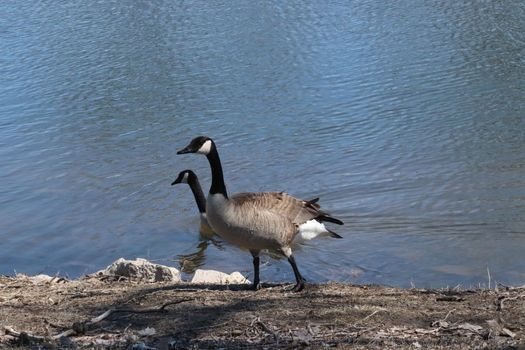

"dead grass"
[1, 275, 524, 349]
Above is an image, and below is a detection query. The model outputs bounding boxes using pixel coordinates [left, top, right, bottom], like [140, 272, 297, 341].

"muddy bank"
[1, 271, 524, 349]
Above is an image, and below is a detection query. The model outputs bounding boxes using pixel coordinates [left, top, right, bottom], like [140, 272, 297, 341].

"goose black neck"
[206, 147, 228, 198]
[188, 177, 207, 213]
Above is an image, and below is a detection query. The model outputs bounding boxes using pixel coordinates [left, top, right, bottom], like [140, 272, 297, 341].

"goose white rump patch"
[295, 219, 331, 242]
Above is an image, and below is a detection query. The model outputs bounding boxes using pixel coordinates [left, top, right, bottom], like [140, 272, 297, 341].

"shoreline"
[1, 259, 524, 349]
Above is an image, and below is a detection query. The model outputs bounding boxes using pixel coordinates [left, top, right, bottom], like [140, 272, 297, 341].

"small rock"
[98, 258, 181, 282]
[138, 327, 156, 336]
[16, 274, 54, 285]
[125, 334, 139, 343]
[457, 322, 483, 333]
[16, 274, 67, 284]
[190, 269, 250, 284]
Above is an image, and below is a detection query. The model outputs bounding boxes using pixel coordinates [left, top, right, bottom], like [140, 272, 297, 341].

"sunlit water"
[1, 1, 524, 288]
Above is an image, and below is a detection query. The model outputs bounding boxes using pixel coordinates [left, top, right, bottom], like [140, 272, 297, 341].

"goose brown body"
[207, 191, 339, 250]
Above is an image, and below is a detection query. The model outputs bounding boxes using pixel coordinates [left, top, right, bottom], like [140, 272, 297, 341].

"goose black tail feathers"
[305, 197, 344, 226]
[318, 215, 344, 226]
[328, 229, 343, 239]
[305, 197, 320, 209]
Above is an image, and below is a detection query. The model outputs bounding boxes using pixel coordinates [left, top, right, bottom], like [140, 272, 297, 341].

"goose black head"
[177, 136, 214, 155]
[171, 169, 196, 185]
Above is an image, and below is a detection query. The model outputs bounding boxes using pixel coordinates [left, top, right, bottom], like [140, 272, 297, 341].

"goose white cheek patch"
[181, 172, 189, 183]
[197, 140, 212, 155]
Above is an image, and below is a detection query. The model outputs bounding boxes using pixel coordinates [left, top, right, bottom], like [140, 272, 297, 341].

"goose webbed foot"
[251, 281, 262, 291]
[290, 279, 306, 292]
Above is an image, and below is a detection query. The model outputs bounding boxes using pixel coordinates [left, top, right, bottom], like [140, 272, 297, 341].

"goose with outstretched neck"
[171, 170, 214, 238]
[177, 136, 343, 292]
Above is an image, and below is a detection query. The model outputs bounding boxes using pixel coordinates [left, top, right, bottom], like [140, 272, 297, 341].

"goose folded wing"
[230, 192, 342, 226]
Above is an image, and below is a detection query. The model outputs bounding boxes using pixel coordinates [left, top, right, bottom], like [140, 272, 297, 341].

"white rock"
[29, 274, 55, 284]
[191, 269, 250, 285]
[99, 258, 181, 282]
[16, 274, 61, 285]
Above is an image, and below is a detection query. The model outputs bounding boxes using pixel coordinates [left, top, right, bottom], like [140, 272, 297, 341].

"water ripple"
[0, 0, 524, 287]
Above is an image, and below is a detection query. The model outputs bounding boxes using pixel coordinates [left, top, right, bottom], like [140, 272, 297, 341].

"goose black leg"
[250, 250, 261, 290]
[287, 254, 305, 292]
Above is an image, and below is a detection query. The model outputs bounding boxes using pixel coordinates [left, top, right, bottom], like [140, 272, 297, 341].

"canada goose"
[177, 136, 344, 292]
[171, 170, 214, 238]
[171, 170, 338, 245]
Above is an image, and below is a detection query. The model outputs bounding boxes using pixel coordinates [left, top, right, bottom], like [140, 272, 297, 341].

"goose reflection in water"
[176, 238, 224, 274]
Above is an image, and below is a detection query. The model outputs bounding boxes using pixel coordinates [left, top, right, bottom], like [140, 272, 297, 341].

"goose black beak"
[177, 147, 191, 154]
[171, 179, 179, 185]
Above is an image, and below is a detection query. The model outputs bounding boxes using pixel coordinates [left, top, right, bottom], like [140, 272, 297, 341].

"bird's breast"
[205, 193, 281, 250]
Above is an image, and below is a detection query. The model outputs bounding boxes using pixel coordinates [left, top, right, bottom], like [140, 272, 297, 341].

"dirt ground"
[1, 274, 524, 349]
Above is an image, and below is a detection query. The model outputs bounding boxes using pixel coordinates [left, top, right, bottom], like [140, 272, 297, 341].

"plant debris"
[1, 274, 524, 349]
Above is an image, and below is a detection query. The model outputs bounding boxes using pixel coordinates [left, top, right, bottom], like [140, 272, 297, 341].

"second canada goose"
[177, 136, 344, 292]
[171, 170, 214, 238]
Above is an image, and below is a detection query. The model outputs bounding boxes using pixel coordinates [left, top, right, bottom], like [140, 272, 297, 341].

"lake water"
[1, 1, 524, 288]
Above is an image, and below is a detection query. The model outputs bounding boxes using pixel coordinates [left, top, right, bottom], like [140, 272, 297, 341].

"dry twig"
[355, 309, 383, 325]
[497, 293, 525, 311]
[53, 298, 192, 339]
[4, 326, 47, 344]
